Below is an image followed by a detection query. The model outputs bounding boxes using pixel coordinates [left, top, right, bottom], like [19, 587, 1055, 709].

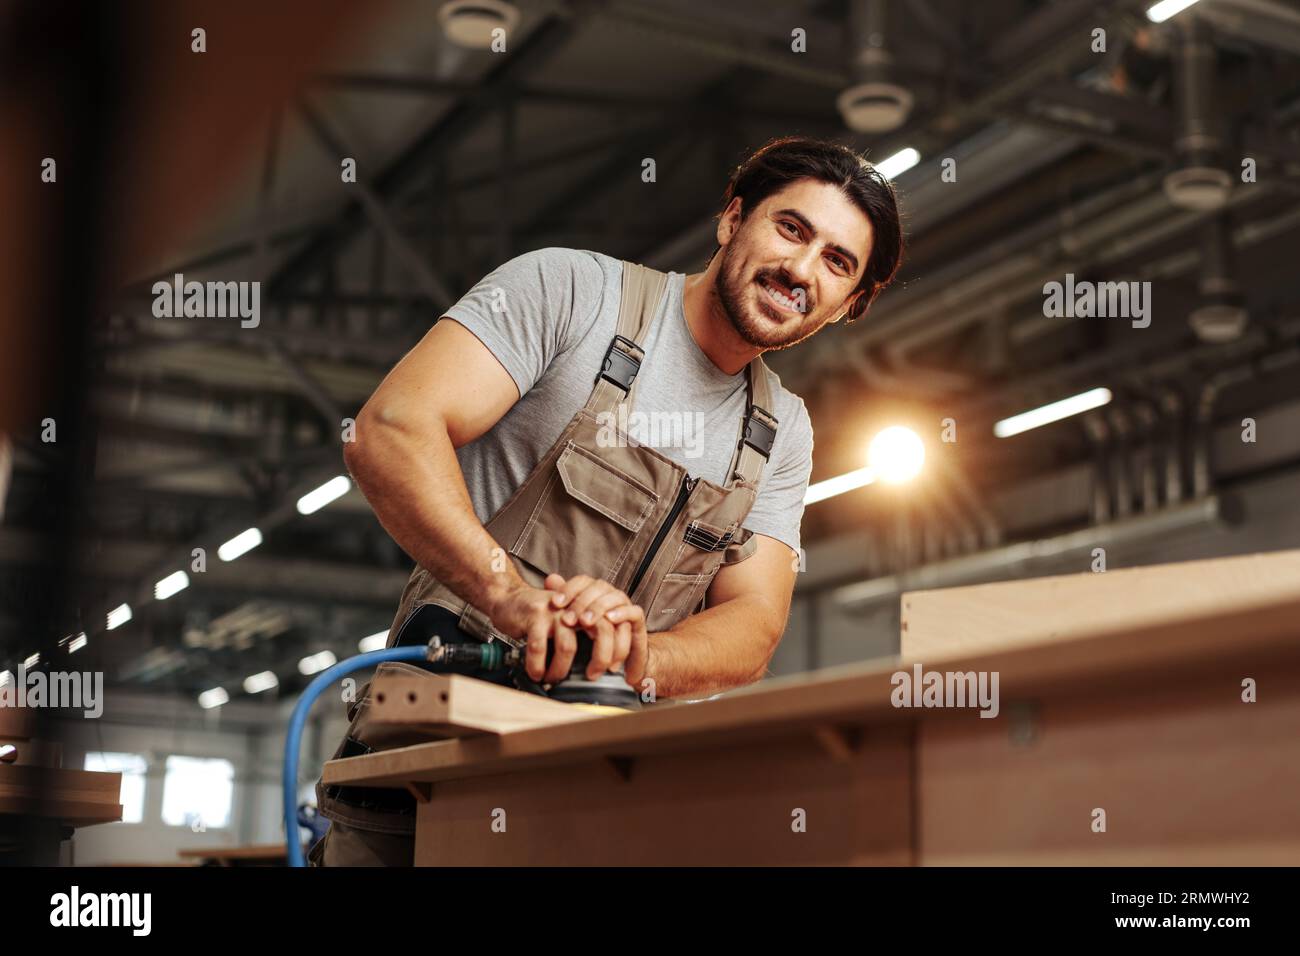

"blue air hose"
[283, 646, 429, 867]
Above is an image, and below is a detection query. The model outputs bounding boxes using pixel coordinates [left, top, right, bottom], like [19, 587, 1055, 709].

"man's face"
[714, 177, 874, 351]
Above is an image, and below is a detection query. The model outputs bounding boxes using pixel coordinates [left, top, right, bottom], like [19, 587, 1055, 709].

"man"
[314, 136, 903, 864]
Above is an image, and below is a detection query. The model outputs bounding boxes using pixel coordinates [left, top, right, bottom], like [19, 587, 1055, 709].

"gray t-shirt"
[445, 247, 813, 556]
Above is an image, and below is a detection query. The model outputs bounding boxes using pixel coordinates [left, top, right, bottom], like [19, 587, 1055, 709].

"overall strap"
[727, 355, 779, 487]
[583, 261, 670, 417]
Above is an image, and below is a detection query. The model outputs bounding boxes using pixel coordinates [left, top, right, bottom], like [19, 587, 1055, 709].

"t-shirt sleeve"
[742, 396, 813, 558]
[440, 247, 606, 398]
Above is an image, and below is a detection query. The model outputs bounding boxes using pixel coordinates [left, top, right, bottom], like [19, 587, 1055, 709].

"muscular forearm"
[644, 595, 784, 700]
[345, 407, 522, 616]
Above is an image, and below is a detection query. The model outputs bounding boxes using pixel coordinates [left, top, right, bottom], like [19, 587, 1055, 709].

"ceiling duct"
[838, 0, 913, 133]
[1163, 15, 1232, 211]
[1188, 213, 1248, 343]
[830, 495, 1237, 611]
[1196, 0, 1300, 59]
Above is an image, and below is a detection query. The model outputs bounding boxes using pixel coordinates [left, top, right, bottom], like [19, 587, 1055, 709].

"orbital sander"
[425, 630, 641, 710]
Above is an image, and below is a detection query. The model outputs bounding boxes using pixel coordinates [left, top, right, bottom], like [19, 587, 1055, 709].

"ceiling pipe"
[883, 179, 1277, 369]
[1195, 0, 1300, 59]
[1106, 406, 1134, 520]
[1081, 412, 1113, 525]
[927, 450, 1003, 548]
[902, 0, 965, 54]
[1194, 366, 1253, 497]
[789, 168, 1169, 387]
[849, 144, 1295, 386]
[919, 460, 984, 557]
[831, 494, 1235, 610]
[1189, 212, 1248, 343]
[1131, 400, 1161, 514]
[1156, 387, 1187, 507]
[880, 189, 1176, 361]
[838, 0, 914, 134]
[800, 82, 1300, 393]
[1163, 14, 1232, 211]
[1192, 348, 1300, 497]
[603, 0, 845, 88]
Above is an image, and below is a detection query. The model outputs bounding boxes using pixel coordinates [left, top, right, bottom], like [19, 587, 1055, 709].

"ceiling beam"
[264, 16, 581, 304]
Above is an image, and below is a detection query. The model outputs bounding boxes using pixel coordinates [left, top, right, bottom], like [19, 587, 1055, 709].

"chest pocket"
[642, 481, 757, 632]
[511, 441, 658, 584]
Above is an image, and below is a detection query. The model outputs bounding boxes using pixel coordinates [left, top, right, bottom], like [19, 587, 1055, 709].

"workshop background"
[3, 0, 1299, 864]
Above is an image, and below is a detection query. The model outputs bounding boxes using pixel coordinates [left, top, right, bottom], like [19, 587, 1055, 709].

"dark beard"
[715, 243, 819, 352]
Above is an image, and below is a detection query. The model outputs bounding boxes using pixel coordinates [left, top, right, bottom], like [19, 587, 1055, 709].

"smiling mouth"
[757, 277, 805, 315]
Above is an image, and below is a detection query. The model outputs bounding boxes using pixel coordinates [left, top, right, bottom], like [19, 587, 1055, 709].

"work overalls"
[311, 262, 780, 865]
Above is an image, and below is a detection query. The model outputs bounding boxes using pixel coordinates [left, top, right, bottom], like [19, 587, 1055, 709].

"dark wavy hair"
[711, 136, 904, 322]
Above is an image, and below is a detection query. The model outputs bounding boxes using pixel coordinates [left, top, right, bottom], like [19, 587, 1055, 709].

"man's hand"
[543, 573, 650, 689]
[485, 583, 580, 685]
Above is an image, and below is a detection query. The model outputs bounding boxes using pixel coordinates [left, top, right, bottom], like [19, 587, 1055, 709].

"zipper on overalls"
[627, 473, 697, 597]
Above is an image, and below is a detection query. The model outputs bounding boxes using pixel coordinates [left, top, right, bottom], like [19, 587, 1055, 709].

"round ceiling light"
[437, 0, 520, 50]
[837, 82, 914, 134]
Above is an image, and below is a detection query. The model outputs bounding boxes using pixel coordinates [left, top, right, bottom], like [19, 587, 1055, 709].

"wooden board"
[901, 548, 1300, 662]
[0, 738, 62, 767]
[178, 844, 287, 865]
[919, 661, 1300, 865]
[366, 672, 621, 736]
[326, 592, 1300, 791]
[324, 568, 1300, 866]
[410, 654, 1300, 865]
[0, 765, 122, 828]
[415, 725, 913, 866]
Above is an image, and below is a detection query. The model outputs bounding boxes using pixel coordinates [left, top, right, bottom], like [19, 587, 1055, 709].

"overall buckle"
[598, 335, 641, 392]
[741, 407, 778, 458]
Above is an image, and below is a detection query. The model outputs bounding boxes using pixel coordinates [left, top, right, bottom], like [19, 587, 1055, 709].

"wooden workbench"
[324, 551, 1300, 865]
[178, 844, 288, 866]
[0, 707, 122, 864]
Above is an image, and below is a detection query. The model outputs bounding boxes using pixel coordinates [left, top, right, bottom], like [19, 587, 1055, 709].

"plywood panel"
[0, 738, 61, 767]
[367, 673, 621, 736]
[0, 765, 122, 827]
[901, 549, 1300, 661]
[415, 725, 913, 866]
[918, 663, 1300, 865]
[327, 593, 1300, 791]
[178, 844, 287, 864]
[324, 570, 1300, 867]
